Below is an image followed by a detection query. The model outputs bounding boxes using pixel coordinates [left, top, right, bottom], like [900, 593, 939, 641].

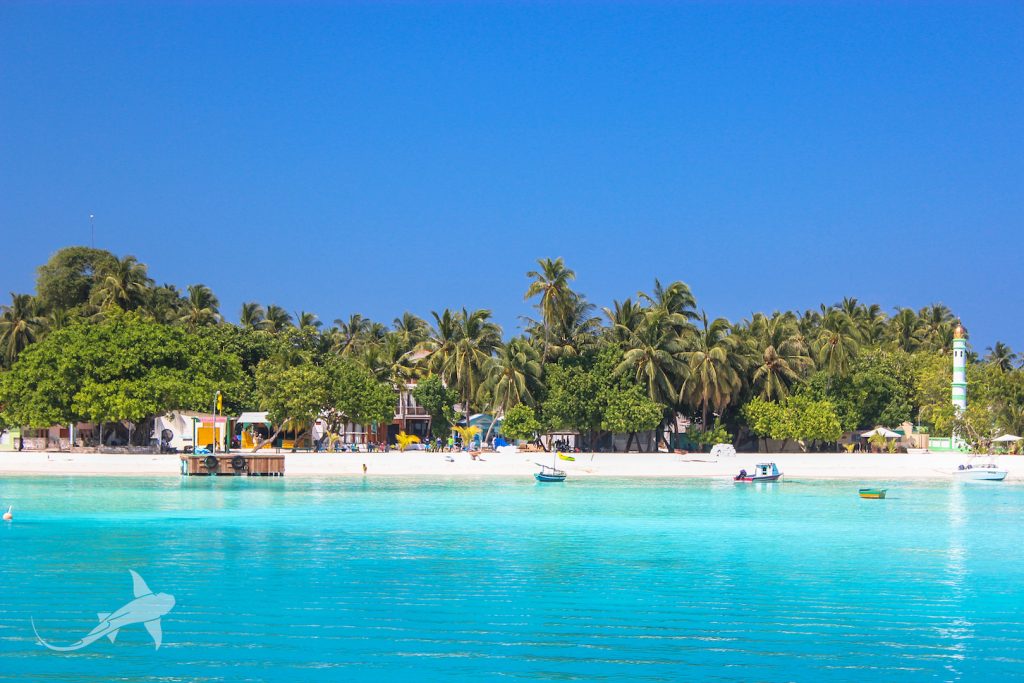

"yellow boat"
[858, 488, 887, 499]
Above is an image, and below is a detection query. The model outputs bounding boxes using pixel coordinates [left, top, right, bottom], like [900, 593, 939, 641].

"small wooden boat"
[534, 464, 567, 482]
[734, 463, 782, 482]
[859, 488, 887, 499]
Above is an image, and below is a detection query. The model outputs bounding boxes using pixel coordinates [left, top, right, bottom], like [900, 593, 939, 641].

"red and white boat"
[734, 463, 783, 482]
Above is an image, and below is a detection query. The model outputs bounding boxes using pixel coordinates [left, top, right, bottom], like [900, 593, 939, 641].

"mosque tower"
[951, 322, 967, 412]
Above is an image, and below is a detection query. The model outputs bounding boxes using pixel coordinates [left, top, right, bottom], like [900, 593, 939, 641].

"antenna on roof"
[89, 213, 95, 248]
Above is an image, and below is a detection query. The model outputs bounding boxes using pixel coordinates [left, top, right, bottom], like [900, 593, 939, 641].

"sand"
[0, 449, 1021, 481]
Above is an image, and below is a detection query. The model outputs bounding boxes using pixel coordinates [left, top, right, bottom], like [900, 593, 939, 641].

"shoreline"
[1, 450, 1022, 481]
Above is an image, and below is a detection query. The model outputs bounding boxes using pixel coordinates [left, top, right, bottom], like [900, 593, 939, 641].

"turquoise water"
[1, 476, 1022, 682]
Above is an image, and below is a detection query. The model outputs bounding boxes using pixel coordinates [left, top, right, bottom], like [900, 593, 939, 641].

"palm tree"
[362, 332, 418, 386]
[443, 308, 502, 424]
[263, 304, 293, 332]
[856, 303, 887, 346]
[178, 284, 221, 331]
[484, 337, 543, 416]
[421, 308, 462, 377]
[681, 312, 745, 428]
[0, 293, 43, 366]
[639, 279, 698, 328]
[240, 302, 266, 329]
[614, 309, 685, 406]
[333, 313, 371, 355]
[746, 312, 810, 400]
[392, 312, 430, 350]
[887, 307, 922, 353]
[145, 284, 185, 324]
[603, 298, 645, 346]
[547, 295, 602, 360]
[815, 310, 860, 376]
[90, 255, 152, 312]
[296, 311, 322, 331]
[524, 257, 576, 360]
[985, 342, 1018, 373]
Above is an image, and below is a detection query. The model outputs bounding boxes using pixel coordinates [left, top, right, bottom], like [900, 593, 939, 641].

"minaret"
[951, 322, 967, 412]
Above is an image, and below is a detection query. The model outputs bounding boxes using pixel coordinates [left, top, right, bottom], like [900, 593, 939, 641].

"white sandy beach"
[0, 449, 1022, 481]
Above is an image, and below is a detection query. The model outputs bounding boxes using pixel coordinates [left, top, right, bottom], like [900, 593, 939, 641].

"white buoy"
[2, 506, 11, 521]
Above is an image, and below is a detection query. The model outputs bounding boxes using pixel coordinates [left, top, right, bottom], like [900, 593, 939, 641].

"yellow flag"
[558, 452, 575, 461]
[216, 393, 223, 411]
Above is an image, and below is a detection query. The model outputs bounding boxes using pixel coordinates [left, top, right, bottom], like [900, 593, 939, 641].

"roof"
[237, 411, 271, 424]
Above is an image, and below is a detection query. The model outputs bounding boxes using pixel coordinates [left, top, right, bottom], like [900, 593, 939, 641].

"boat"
[955, 461, 1007, 481]
[734, 463, 782, 482]
[859, 488, 887, 499]
[534, 464, 567, 482]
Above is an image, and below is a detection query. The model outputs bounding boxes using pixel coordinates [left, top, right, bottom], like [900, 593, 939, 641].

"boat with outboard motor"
[955, 459, 1007, 481]
[734, 463, 782, 482]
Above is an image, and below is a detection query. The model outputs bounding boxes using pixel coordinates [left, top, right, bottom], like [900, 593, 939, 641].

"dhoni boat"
[535, 451, 572, 482]
[734, 463, 782, 482]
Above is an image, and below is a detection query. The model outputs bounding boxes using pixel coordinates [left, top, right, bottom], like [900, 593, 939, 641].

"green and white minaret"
[951, 322, 967, 412]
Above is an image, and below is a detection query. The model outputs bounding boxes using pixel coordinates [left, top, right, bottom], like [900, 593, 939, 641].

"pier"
[180, 453, 285, 476]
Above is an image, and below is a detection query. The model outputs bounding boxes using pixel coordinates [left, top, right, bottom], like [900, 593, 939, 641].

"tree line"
[1, 247, 1022, 451]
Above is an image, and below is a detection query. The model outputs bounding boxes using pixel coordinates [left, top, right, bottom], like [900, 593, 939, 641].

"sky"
[1, 2, 1021, 350]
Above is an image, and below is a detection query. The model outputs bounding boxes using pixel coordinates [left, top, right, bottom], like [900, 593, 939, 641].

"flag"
[558, 452, 575, 461]
[216, 393, 223, 411]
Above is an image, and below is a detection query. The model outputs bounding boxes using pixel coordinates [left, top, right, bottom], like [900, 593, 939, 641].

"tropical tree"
[296, 311, 322, 332]
[392, 312, 431, 349]
[638, 278, 698, 329]
[240, 302, 266, 329]
[614, 309, 685, 408]
[985, 342, 1018, 373]
[443, 309, 502, 423]
[262, 304, 293, 332]
[682, 312, 745, 428]
[483, 337, 543, 419]
[745, 312, 810, 400]
[0, 293, 44, 367]
[89, 255, 152, 312]
[179, 284, 221, 331]
[332, 313, 372, 355]
[602, 298, 645, 346]
[814, 310, 860, 376]
[524, 257, 577, 360]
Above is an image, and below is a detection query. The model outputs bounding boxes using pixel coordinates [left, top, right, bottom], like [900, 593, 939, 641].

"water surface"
[1, 476, 1022, 681]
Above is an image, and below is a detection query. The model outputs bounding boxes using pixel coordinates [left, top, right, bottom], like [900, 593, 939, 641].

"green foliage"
[500, 403, 542, 442]
[35, 247, 118, 313]
[803, 350, 914, 430]
[412, 375, 457, 438]
[691, 420, 733, 448]
[742, 394, 841, 449]
[601, 385, 664, 434]
[325, 357, 396, 429]
[0, 311, 240, 428]
[254, 358, 330, 427]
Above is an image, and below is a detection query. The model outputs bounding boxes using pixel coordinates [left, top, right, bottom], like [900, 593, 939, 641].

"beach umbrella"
[992, 434, 1022, 442]
[861, 427, 901, 439]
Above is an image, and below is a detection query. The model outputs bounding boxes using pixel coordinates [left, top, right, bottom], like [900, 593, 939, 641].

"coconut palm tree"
[0, 293, 43, 367]
[681, 312, 745, 428]
[262, 304, 293, 332]
[421, 308, 462, 377]
[614, 309, 685, 406]
[746, 312, 810, 400]
[856, 303, 887, 346]
[296, 311, 322, 332]
[239, 302, 266, 329]
[392, 312, 430, 350]
[443, 308, 502, 424]
[90, 255, 152, 312]
[178, 284, 221, 331]
[546, 295, 602, 360]
[333, 313, 372, 355]
[362, 332, 418, 386]
[603, 298, 645, 346]
[985, 342, 1018, 373]
[815, 310, 861, 376]
[638, 279, 698, 328]
[524, 257, 576, 360]
[887, 307, 923, 353]
[484, 337, 543, 416]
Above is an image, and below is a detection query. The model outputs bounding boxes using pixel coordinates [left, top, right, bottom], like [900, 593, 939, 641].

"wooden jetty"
[180, 453, 285, 476]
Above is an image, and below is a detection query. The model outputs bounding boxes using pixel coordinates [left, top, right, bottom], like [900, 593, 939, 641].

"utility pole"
[89, 214, 95, 248]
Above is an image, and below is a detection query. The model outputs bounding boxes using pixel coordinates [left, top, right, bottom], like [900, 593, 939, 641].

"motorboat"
[734, 463, 782, 482]
[955, 460, 1007, 481]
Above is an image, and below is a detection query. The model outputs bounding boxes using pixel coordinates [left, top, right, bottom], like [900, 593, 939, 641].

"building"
[952, 322, 967, 412]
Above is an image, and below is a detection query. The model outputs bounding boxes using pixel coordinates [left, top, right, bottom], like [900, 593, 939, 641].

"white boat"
[955, 460, 1007, 481]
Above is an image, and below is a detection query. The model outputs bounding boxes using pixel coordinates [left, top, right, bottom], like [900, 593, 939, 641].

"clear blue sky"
[1, 2, 1021, 350]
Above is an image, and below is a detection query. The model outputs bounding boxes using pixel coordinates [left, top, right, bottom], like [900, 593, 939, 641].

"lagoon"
[1, 476, 1022, 681]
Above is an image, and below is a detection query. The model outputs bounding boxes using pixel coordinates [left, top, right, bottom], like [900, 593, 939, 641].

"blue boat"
[534, 463, 567, 482]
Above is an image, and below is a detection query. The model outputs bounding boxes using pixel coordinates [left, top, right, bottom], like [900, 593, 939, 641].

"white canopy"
[992, 434, 1022, 442]
[237, 411, 271, 425]
[861, 427, 901, 439]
